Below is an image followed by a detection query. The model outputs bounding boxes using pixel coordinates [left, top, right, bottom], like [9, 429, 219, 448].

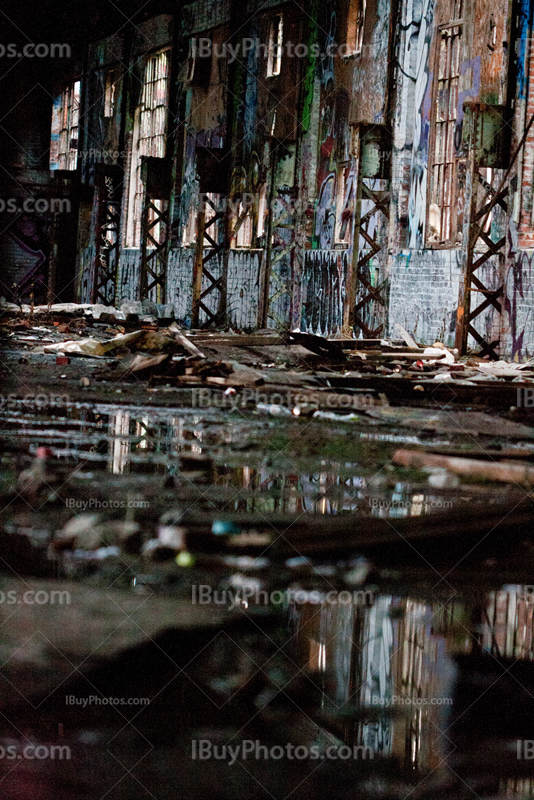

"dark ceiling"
[1, 0, 183, 46]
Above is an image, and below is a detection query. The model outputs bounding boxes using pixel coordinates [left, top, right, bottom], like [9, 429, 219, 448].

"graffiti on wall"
[407, 0, 435, 248]
[302, 250, 347, 335]
[2, 215, 48, 300]
[314, 173, 337, 249]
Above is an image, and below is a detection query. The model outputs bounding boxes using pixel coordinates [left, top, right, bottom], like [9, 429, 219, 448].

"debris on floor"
[3, 301, 534, 800]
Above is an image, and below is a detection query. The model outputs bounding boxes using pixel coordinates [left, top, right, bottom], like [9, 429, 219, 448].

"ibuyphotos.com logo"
[191, 740, 374, 764]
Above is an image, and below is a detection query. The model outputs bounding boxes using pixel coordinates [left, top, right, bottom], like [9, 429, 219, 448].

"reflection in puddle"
[0, 403, 466, 518]
[2, 401, 534, 797]
[292, 585, 534, 785]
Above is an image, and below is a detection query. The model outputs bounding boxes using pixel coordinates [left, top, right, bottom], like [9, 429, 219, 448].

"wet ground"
[2, 341, 534, 798]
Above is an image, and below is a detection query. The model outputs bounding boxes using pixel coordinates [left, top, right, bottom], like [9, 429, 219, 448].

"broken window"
[346, 0, 367, 56]
[183, 192, 222, 247]
[104, 69, 116, 118]
[335, 164, 354, 244]
[234, 201, 253, 248]
[428, 15, 463, 245]
[266, 14, 283, 77]
[50, 80, 80, 171]
[190, 36, 212, 88]
[256, 182, 268, 238]
[182, 201, 198, 246]
[125, 49, 169, 248]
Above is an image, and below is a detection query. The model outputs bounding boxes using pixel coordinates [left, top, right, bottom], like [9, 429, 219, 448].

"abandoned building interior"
[7, 2, 534, 798]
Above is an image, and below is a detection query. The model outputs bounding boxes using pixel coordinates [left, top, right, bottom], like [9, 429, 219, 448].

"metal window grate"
[57, 81, 80, 171]
[127, 50, 169, 247]
[429, 25, 462, 243]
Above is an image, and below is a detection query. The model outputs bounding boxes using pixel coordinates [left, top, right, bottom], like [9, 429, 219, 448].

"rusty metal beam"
[92, 168, 122, 305]
[140, 199, 170, 302]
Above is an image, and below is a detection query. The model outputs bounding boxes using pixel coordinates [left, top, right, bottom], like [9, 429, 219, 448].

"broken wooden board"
[393, 449, 534, 485]
[173, 496, 534, 554]
[184, 333, 287, 347]
[309, 373, 534, 410]
[167, 322, 206, 357]
[283, 331, 348, 360]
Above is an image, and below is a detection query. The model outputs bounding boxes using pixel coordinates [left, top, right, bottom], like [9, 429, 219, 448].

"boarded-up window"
[50, 81, 80, 171]
[126, 50, 169, 248]
[428, 23, 462, 244]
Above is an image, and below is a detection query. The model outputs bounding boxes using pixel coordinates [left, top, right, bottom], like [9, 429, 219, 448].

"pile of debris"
[3, 301, 534, 407]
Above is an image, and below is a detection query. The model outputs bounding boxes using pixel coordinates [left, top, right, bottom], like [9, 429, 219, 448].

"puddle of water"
[1, 400, 532, 798]
[287, 584, 534, 789]
[0, 401, 466, 518]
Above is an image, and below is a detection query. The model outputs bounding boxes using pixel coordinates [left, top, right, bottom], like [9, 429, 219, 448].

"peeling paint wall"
[388, 0, 520, 354]
[47, 0, 534, 357]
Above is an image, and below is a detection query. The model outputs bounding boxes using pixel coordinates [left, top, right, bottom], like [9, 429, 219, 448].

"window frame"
[346, 0, 367, 57]
[51, 80, 81, 171]
[426, 20, 464, 248]
[125, 48, 170, 249]
[266, 13, 283, 77]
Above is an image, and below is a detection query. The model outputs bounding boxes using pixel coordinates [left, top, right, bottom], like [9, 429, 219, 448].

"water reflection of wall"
[294, 585, 534, 780]
[481, 586, 534, 660]
[293, 595, 461, 773]
[500, 778, 534, 797]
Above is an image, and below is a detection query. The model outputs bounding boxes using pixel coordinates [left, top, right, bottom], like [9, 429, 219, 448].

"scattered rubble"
[3, 303, 534, 409]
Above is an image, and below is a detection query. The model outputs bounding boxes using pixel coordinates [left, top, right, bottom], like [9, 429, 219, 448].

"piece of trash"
[256, 403, 293, 416]
[212, 520, 241, 535]
[55, 514, 102, 551]
[423, 343, 456, 365]
[426, 467, 460, 488]
[56, 356, 70, 365]
[80, 377, 91, 387]
[157, 521, 186, 550]
[175, 551, 195, 567]
[344, 557, 371, 585]
[312, 410, 359, 422]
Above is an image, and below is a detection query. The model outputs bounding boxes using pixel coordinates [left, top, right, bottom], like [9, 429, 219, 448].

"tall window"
[428, 2, 463, 244]
[50, 81, 80, 170]
[266, 14, 283, 77]
[234, 201, 253, 247]
[347, 0, 367, 56]
[104, 69, 117, 118]
[126, 50, 169, 247]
